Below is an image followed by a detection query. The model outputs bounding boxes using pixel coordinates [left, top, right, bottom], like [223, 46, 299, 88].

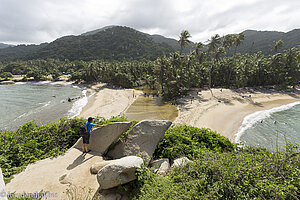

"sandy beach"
[174, 88, 300, 142]
[78, 83, 143, 119]
[78, 83, 300, 143]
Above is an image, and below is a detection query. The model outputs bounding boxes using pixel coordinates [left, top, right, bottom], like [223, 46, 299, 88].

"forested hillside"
[0, 26, 176, 62]
[0, 43, 13, 49]
[227, 29, 300, 55]
[0, 43, 47, 62]
[0, 27, 299, 62]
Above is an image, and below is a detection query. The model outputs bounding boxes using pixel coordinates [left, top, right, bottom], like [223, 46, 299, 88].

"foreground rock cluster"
[79, 120, 175, 199]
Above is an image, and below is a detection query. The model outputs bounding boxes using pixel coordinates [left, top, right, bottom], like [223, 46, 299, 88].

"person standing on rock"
[82, 117, 104, 153]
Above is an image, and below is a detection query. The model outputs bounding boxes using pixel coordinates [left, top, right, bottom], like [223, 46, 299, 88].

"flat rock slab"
[6, 148, 103, 200]
[97, 156, 143, 190]
[0, 168, 7, 200]
[106, 120, 172, 160]
[73, 122, 132, 154]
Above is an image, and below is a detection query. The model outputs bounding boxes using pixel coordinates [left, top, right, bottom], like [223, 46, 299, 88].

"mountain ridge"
[0, 26, 299, 62]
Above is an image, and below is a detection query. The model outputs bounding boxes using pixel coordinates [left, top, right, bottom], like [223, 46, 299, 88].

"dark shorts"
[82, 134, 90, 144]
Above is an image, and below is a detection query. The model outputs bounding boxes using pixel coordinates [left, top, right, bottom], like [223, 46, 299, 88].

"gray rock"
[73, 122, 132, 154]
[101, 193, 122, 200]
[171, 157, 192, 168]
[106, 120, 172, 160]
[97, 156, 143, 190]
[90, 160, 113, 174]
[150, 158, 170, 176]
[0, 168, 7, 200]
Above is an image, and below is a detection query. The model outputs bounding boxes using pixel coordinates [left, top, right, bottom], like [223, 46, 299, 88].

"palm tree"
[206, 34, 222, 94]
[178, 30, 192, 53]
[194, 42, 204, 55]
[193, 42, 205, 63]
[215, 47, 226, 61]
[222, 34, 234, 50]
[273, 40, 284, 53]
[207, 34, 222, 55]
[233, 33, 245, 54]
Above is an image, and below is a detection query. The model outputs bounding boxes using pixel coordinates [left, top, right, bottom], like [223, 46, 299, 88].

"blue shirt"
[85, 122, 95, 134]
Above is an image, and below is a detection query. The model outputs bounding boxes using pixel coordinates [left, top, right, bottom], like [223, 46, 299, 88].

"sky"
[0, 0, 299, 45]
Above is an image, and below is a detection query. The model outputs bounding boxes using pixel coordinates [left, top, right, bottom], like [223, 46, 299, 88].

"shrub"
[153, 125, 235, 161]
[132, 144, 300, 200]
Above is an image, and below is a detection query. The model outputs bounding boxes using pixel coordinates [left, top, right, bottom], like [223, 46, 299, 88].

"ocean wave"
[14, 82, 27, 85]
[67, 89, 96, 118]
[235, 101, 300, 143]
[15, 81, 74, 87]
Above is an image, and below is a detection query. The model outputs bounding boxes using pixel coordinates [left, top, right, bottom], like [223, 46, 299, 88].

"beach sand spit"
[174, 88, 300, 142]
[79, 83, 143, 119]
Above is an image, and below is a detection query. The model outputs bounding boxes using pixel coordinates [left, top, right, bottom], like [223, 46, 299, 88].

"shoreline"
[9, 81, 299, 143]
[174, 88, 300, 142]
[78, 83, 143, 119]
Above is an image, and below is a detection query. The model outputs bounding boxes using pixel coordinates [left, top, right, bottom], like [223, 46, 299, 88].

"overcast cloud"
[0, 0, 299, 44]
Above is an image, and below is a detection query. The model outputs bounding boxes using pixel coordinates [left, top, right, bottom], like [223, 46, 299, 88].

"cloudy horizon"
[0, 0, 299, 45]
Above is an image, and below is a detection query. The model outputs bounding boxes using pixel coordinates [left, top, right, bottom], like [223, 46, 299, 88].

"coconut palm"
[273, 40, 284, 53]
[178, 30, 192, 53]
[194, 42, 204, 55]
[207, 34, 222, 55]
[233, 33, 245, 54]
[222, 34, 234, 50]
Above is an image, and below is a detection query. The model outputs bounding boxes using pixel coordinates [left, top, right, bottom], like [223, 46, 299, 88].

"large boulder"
[73, 122, 132, 154]
[97, 156, 143, 190]
[106, 120, 172, 160]
[90, 160, 113, 174]
[0, 168, 7, 200]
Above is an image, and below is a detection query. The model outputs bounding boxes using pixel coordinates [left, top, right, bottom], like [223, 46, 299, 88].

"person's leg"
[85, 134, 90, 152]
[82, 135, 88, 153]
[82, 143, 85, 152]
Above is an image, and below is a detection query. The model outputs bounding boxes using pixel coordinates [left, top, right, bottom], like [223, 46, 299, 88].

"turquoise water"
[0, 83, 85, 131]
[236, 102, 300, 151]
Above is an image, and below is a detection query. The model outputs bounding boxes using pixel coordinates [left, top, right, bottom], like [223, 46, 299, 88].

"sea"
[0, 82, 90, 131]
[236, 102, 300, 151]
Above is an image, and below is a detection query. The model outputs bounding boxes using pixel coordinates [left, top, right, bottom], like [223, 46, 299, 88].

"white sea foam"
[14, 82, 27, 85]
[235, 101, 300, 143]
[15, 81, 74, 87]
[68, 89, 96, 118]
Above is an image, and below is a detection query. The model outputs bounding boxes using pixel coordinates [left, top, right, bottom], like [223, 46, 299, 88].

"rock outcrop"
[0, 168, 7, 200]
[150, 158, 170, 176]
[106, 120, 172, 160]
[73, 122, 132, 154]
[171, 157, 192, 168]
[90, 161, 113, 174]
[97, 156, 143, 190]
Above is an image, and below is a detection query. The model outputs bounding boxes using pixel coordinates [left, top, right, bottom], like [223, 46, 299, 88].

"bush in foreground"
[129, 126, 300, 200]
[153, 125, 235, 161]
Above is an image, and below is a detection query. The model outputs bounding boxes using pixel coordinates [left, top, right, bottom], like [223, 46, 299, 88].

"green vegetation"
[226, 29, 300, 56]
[0, 116, 127, 183]
[127, 125, 300, 200]
[153, 125, 235, 161]
[1, 45, 299, 99]
[0, 26, 174, 62]
[1, 29, 299, 100]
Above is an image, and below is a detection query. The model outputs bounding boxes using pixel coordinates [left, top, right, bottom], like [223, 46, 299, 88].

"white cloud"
[0, 0, 299, 44]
